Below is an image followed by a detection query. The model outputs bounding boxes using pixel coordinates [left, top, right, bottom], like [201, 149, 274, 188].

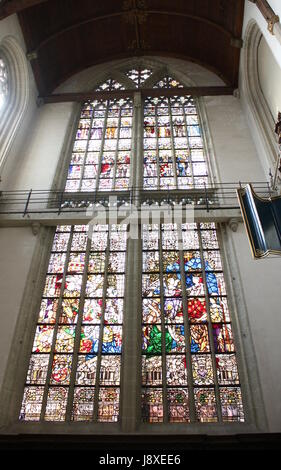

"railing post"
[23, 189, 32, 217]
[204, 182, 209, 212]
[58, 190, 64, 215]
[267, 181, 272, 198]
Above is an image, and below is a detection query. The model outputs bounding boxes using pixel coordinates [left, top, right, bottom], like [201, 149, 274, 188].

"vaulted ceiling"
[0, 0, 245, 95]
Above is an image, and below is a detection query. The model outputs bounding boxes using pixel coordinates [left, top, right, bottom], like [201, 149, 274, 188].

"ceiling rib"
[27, 11, 235, 55]
[40, 86, 235, 104]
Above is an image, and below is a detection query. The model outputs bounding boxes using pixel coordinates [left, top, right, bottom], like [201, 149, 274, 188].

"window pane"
[20, 224, 127, 422]
[144, 77, 208, 190]
[141, 223, 243, 423]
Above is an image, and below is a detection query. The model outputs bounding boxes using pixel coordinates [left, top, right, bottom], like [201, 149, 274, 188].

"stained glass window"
[125, 68, 153, 88]
[144, 77, 208, 190]
[65, 79, 132, 192]
[0, 58, 8, 108]
[153, 76, 184, 89]
[141, 223, 244, 423]
[95, 78, 125, 92]
[20, 224, 127, 422]
[20, 70, 246, 427]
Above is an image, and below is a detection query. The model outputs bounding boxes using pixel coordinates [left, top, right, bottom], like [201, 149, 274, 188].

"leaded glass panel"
[20, 224, 127, 422]
[144, 77, 208, 190]
[141, 223, 244, 423]
[65, 79, 132, 192]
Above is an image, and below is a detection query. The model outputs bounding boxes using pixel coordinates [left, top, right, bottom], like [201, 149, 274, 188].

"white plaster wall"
[203, 85, 281, 431]
[231, 225, 281, 432]
[243, 1, 281, 69]
[239, 1, 281, 181]
[258, 36, 281, 119]
[2, 101, 75, 190]
[0, 228, 37, 390]
[0, 14, 38, 189]
[204, 95, 266, 182]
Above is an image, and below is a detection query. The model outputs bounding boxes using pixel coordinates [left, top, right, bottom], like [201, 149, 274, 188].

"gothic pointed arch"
[242, 20, 279, 177]
[0, 35, 29, 179]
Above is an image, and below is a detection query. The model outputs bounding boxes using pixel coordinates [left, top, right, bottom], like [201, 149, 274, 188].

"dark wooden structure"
[1, 0, 245, 95]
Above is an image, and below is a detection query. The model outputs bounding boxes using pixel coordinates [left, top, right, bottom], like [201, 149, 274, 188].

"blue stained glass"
[184, 255, 219, 295]
[164, 254, 218, 295]
[177, 161, 189, 176]
[167, 325, 185, 352]
[191, 339, 200, 353]
[185, 256, 202, 270]
[206, 272, 219, 295]
[102, 342, 121, 354]
[165, 260, 181, 273]
[102, 326, 122, 353]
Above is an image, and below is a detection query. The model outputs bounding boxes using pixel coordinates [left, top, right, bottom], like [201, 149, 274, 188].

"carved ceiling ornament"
[128, 39, 150, 51]
[122, 0, 148, 25]
[249, 0, 280, 35]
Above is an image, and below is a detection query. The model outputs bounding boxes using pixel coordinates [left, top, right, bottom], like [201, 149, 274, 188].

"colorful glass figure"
[141, 223, 243, 423]
[65, 79, 132, 193]
[20, 224, 126, 422]
[144, 77, 208, 190]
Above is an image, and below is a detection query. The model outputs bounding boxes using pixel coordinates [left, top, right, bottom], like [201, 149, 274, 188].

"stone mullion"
[112, 105, 121, 190]
[120, 93, 142, 429]
[65, 234, 92, 421]
[155, 105, 160, 191]
[182, 102, 194, 186]
[198, 226, 223, 422]
[39, 228, 74, 421]
[177, 225, 197, 423]
[120, 224, 142, 431]
[167, 99, 178, 190]
[196, 99, 211, 186]
[133, 92, 142, 203]
[92, 229, 110, 422]
[159, 227, 168, 423]
[95, 103, 109, 194]
[79, 103, 94, 191]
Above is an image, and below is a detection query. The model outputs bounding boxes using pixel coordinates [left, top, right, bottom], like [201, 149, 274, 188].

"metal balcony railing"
[0, 182, 274, 217]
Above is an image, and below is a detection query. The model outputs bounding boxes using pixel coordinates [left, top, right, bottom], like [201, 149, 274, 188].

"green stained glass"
[141, 223, 243, 423]
[59, 299, 79, 324]
[142, 325, 175, 355]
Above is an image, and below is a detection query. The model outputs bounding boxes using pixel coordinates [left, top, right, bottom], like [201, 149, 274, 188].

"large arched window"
[0, 57, 8, 109]
[141, 222, 243, 423]
[20, 223, 127, 422]
[143, 78, 208, 190]
[20, 67, 244, 425]
[65, 79, 133, 193]
[0, 36, 29, 177]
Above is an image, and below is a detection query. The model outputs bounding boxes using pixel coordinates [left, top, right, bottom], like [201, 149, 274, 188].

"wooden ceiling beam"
[40, 86, 235, 104]
[25, 10, 235, 55]
[249, 0, 279, 35]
